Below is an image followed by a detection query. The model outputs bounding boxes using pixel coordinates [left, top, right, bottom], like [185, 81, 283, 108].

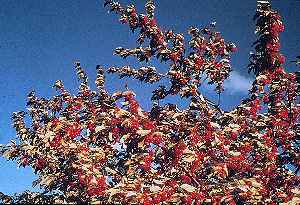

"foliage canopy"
[1, 0, 299, 204]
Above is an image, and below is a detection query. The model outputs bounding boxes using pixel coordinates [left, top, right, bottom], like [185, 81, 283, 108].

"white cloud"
[224, 71, 252, 94]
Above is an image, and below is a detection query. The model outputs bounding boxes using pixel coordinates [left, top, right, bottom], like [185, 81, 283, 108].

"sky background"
[0, 0, 299, 195]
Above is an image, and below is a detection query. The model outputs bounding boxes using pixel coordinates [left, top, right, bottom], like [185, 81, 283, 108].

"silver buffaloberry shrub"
[1, 1, 299, 204]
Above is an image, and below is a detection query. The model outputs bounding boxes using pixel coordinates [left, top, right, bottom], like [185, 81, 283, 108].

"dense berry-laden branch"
[105, 0, 237, 100]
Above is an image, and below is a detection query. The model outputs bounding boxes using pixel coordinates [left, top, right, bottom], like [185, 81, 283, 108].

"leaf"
[153, 179, 168, 185]
[182, 149, 196, 162]
[248, 178, 261, 188]
[136, 129, 151, 136]
[95, 125, 106, 133]
[291, 188, 300, 195]
[40, 176, 55, 187]
[116, 109, 130, 116]
[180, 184, 196, 192]
[150, 185, 162, 193]
[108, 132, 113, 141]
[3, 150, 13, 159]
[182, 154, 196, 162]
[91, 199, 101, 205]
[238, 185, 249, 192]
[69, 143, 77, 149]
[126, 191, 137, 197]
[105, 167, 117, 175]
[256, 122, 266, 127]
[229, 151, 241, 156]
[279, 197, 300, 205]
[210, 122, 220, 129]
[223, 164, 229, 177]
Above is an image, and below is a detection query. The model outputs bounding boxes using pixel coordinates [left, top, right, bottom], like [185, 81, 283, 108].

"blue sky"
[0, 0, 299, 195]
